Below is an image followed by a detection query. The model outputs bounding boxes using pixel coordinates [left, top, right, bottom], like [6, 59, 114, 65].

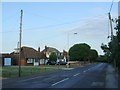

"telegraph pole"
[108, 12, 113, 40]
[19, 10, 23, 77]
[108, 12, 116, 68]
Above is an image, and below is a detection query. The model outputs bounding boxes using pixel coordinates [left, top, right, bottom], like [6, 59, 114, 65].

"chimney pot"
[38, 47, 40, 52]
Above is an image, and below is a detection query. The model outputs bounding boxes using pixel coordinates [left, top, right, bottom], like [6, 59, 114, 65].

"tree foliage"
[89, 49, 98, 62]
[49, 52, 57, 62]
[101, 16, 120, 71]
[97, 55, 108, 62]
[69, 43, 91, 61]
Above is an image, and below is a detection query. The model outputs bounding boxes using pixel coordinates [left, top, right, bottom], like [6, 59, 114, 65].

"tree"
[89, 49, 98, 62]
[49, 52, 57, 62]
[113, 16, 120, 70]
[101, 43, 110, 55]
[97, 55, 108, 63]
[69, 43, 91, 61]
[100, 43, 110, 62]
[108, 17, 120, 69]
[101, 16, 120, 71]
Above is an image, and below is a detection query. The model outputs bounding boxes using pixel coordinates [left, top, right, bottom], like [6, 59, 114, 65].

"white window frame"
[27, 58, 33, 63]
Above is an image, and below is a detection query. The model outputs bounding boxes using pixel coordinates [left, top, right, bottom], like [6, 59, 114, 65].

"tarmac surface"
[2, 63, 119, 89]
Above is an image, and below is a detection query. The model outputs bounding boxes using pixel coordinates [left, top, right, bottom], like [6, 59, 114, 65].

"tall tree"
[114, 16, 120, 70]
[69, 43, 91, 61]
[89, 49, 98, 62]
[101, 16, 120, 70]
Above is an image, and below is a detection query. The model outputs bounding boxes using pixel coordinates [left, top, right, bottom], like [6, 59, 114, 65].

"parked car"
[47, 61, 56, 65]
[57, 61, 67, 65]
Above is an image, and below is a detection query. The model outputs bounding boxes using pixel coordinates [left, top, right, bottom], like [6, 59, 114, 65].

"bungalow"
[10, 46, 41, 66]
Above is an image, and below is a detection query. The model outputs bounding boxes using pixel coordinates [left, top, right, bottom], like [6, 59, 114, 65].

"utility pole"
[19, 10, 23, 77]
[108, 12, 116, 68]
[108, 12, 113, 40]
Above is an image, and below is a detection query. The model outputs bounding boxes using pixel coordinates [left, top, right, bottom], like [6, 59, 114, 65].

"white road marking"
[51, 78, 69, 86]
[73, 73, 80, 77]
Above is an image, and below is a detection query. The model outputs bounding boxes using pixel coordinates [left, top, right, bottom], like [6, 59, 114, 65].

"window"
[4, 58, 11, 66]
[27, 59, 33, 63]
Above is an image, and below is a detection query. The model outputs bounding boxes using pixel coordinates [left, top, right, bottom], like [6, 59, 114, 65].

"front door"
[34, 59, 39, 66]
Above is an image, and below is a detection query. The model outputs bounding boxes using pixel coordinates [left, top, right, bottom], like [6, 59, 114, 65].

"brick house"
[10, 46, 41, 66]
[40, 46, 68, 64]
[0, 46, 68, 66]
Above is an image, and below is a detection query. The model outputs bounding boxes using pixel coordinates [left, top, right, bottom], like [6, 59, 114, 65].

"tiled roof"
[21, 46, 40, 59]
[41, 47, 60, 54]
[11, 46, 40, 59]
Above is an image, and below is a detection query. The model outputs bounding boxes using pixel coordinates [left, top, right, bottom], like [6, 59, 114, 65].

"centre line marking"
[73, 73, 80, 77]
[51, 78, 69, 86]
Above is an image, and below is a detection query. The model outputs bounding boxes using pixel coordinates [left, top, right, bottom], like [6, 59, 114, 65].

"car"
[57, 61, 67, 65]
[47, 61, 56, 65]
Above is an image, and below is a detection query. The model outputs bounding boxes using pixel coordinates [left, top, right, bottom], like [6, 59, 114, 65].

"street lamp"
[67, 32, 78, 52]
[67, 32, 78, 66]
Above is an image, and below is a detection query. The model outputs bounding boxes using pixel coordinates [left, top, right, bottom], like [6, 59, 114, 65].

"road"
[2, 63, 118, 88]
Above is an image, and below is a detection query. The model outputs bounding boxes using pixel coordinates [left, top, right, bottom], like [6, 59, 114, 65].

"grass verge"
[1, 65, 67, 78]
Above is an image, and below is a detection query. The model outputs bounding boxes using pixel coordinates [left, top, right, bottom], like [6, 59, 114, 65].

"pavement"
[105, 65, 118, 88]
[1, 63, 119, 89]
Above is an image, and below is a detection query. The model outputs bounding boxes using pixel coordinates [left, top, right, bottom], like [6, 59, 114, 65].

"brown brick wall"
[21, 58, 27, 66]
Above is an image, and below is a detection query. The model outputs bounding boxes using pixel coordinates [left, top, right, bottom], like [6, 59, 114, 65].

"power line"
[109, 0, 114, 13]
[1, 13, 107, 34]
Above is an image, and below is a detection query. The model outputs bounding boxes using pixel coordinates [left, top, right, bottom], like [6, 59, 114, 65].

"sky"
[1, 1, 119, 55]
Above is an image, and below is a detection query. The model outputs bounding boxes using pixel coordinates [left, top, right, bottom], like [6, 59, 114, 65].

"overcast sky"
[1, 1, 118, 55]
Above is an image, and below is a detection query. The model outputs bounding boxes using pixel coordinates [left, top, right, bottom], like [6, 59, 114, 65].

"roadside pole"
[108, 12, 116, 69]
[19, 10, 23, 77]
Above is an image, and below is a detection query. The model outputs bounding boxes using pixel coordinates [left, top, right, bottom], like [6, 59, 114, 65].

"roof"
[11, 46, 40, 59]
[41, 47, 60, 54]
[21, 46, 40, 59]
[0, 53, 11, 58]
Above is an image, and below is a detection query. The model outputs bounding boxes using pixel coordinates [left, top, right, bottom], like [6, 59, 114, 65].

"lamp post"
[67, 32, 77, 66]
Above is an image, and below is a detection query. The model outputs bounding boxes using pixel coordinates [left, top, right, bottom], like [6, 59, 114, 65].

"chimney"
[45, 45, 47, 51]
[38, 47, 40, 52]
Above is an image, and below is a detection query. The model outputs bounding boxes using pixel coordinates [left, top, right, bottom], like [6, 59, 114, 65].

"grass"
[1, 65, 67, 78]
[1, 63, 86, 78]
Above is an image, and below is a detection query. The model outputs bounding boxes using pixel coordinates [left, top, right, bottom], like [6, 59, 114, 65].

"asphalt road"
[2, 63, 114, 88]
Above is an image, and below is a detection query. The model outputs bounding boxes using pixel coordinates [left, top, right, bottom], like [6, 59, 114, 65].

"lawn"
[2, 65, 67, 78]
